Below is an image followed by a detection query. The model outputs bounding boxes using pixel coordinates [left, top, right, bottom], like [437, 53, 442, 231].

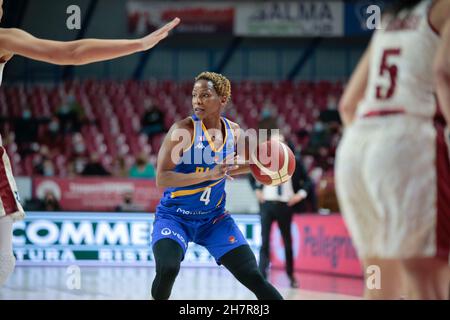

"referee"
[249, 136, 314, 289]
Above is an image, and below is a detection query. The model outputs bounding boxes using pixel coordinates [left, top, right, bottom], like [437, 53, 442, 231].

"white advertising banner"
[13, 212, 261, 266]
[235, 1, 344, 37]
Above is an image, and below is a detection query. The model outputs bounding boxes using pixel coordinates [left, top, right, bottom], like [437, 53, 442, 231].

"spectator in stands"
[129, 152, 155, 178]
[39, 191, 61, 212]
[32, 145, 53, 176]
[14, 108, 39, 156]
[111, 156, 128, 177]
[257, 106, 278, 132]
[67, 157, 87, 177]
[140, 99, 165, 139]
[81, 153, 110, 176]
[115, 191, 143, 212]
[57, 92, 85, 134]
[36, 159, 56, 177]
[70, 132, 88, 159]
[308, 121, 330, 153]
[44, 116, 62, 142]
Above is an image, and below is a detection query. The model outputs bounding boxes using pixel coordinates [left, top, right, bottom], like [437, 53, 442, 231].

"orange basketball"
[250, 139, 296, 186]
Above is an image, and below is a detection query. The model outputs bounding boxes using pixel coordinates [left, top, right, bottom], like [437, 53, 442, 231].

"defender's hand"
[140, 18, 180, 51]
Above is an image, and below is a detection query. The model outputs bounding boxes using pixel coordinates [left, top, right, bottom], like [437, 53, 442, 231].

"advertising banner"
[270, 214, 363, 277]
[127, 1, 234, 34]
[33, 177, 163, 212]
[14, 212, 362, 277]
[13, 212, 261, 266]
[235, 1, 344, 37]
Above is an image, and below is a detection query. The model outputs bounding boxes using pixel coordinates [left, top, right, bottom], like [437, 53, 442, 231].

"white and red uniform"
[0, 62, 25, 222]
[335, 0, 450, 260]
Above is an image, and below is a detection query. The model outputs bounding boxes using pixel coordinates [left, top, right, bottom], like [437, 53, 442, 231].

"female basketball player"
[0, 0, 179, 286]
[150, 71, 283, 300]
[335, 0, 450, 299]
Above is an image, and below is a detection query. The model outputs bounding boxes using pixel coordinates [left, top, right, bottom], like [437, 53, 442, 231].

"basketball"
[250, 139, 296, 186]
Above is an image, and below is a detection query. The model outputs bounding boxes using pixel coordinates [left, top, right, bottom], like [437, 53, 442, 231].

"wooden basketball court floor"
[0, 266, 363, 300]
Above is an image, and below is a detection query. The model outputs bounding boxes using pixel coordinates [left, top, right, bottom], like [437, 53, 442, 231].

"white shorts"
[335, 115, 450, 261]
[0, 147, 25, 222]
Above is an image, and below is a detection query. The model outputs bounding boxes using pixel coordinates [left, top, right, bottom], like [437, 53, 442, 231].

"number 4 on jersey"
[200, 187, 211, 205]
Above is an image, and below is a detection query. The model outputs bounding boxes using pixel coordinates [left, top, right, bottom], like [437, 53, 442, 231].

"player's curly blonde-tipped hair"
[195, 71, 231, 103]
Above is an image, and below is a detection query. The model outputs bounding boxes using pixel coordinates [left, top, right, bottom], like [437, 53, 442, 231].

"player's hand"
[287, 190, 307, 207]
[140, 17, 180, 51]
[255, 190, 265, 204]
[209, 154, 239, 181]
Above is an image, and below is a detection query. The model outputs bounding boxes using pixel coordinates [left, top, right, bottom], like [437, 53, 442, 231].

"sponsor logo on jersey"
[195, 142, 205, 149]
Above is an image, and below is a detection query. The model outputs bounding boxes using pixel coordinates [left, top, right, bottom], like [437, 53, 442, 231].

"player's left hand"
[140, 17, 180, 51]
[210, 153, 239, 181]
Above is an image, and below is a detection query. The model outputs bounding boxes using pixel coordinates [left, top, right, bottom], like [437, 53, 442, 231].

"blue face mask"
[262, 109, 272, 119]
[67, 95, 76, 104]
[23, 110, 31, 119]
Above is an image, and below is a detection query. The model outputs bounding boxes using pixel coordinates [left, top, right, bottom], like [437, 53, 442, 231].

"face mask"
[261, 109, 272, 119]
[74, 143, 86, 154]
[314, 122, 324, 131]
[67, 95, 76, 104]
[75, 160, 84, 173]
[49, 121, 59, 132]
[43, 163, 55, 176]
[23, 110, 31, 119]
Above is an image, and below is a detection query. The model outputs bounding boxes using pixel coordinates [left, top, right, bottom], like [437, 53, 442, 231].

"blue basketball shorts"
[151, 210, 248, 263]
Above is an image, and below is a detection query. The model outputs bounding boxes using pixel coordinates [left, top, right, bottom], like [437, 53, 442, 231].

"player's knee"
[0, 253, 16, 286]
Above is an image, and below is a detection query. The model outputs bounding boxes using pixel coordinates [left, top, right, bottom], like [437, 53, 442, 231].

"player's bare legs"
[401, 257, 450, 300]
[0, 215, 15, 286]
[363, 258, 404, 300]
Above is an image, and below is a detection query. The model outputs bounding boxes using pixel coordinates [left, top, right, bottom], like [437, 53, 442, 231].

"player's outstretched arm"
[433, 3, 450, 126]
[338, 43, 371, 127]
[0, 17, 179, 65]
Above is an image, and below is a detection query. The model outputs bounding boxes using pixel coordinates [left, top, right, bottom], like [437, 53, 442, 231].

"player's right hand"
[209, 154, 239, 181]
[140, 17, 180, 51]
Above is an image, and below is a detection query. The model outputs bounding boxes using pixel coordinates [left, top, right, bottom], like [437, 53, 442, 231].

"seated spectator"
[129, 153, 155, 178]
[140, 100, 165, 138]
[32, 145, 55, 176]
[39, 191, 61, 212]
[81, 153, 110, 176]
[40, 116, 64, 149]
[57, 92, 84, 134]
[111, 156, 128, 178]
[257, 106, 278, 132]
[317, 170, 339, 213]
[14, 108, 40, 156]
[115, 192, 143, 212]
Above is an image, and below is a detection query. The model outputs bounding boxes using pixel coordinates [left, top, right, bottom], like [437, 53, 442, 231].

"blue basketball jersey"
[157, 115, 235, 219]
